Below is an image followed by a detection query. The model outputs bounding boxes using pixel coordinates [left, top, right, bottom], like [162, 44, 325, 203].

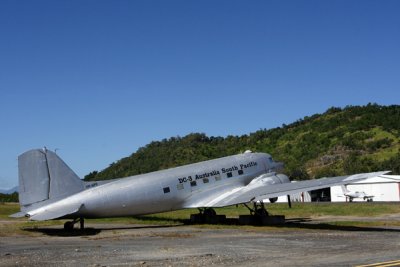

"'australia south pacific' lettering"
[196, 170, 220, 180]
[222, 161, 257, 173]
[240, 161, 257, 169]
[177, 161, 258, 184]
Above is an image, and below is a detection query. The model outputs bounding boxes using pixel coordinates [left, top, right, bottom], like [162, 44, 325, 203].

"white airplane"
[340, 185, 374, 202]
[11, 148, 388, 230]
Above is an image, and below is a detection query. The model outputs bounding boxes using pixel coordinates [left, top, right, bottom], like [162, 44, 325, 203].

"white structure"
[331, 175, 400, 202]
[271, 191, 312, 203]
[265, 180, 312, 203]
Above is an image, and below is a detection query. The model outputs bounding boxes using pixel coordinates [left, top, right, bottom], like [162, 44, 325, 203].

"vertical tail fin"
[341, 185, 350, 194]
[18, 148, 84, 211]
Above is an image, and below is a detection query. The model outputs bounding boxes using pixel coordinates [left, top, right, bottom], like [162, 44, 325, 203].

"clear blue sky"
[1, 0, 399, 189]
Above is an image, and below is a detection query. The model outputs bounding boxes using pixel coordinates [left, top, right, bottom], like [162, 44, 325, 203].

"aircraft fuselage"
[32, 152, 281, 219]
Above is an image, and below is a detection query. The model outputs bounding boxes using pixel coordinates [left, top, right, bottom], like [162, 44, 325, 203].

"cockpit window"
[268, 157, 273, 163]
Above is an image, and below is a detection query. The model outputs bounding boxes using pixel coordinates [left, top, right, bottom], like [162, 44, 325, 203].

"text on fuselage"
[177, 161, 258, 184]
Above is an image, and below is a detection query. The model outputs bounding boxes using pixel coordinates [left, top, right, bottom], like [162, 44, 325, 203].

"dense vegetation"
[83, 104, 400, 181]
[0, 192, 18, 203]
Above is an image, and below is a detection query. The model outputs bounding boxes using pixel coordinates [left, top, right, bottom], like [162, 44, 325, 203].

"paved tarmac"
[1, 218, 400, 267]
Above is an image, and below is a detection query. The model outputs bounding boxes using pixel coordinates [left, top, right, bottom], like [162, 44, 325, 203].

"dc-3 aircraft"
[11, 148, 389, 230]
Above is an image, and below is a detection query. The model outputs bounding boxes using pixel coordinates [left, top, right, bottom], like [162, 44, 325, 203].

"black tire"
[269, 197, 278, 203]
[203, 208, 216, 217]
[64, 221, 74, 231]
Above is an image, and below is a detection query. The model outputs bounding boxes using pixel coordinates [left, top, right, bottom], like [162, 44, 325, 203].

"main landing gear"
[189, 202, 285, 225]
[64, 217, 85, 231]
[240, 200, 285, 225]
[243, 200, 269, 217]
[190, 208, 226, 224]
[198, 207, 217, 217]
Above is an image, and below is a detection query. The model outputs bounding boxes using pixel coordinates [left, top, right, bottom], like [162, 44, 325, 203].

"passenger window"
[190, 181, 197, 187]
[215, 175, 221, 181]
[177, 184, 184, 190]
[203, 178, 209, 183]
[163, 187, 170, 194]
[227, 172, 233, 178]
[238, 170, 244, 175]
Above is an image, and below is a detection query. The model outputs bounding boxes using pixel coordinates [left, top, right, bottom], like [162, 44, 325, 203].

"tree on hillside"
[84, 105, 400, 181]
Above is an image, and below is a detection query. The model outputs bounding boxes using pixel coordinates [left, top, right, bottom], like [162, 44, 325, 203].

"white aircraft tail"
[341, 185, 350, 194]
[17, 148, 84, 211]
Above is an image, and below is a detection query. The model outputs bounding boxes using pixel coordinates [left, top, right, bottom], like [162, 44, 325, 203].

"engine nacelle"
[249, 173, 290, 186]
[269, 197, 278, 203]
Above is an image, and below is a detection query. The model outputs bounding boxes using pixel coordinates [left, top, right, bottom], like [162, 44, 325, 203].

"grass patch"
[266, 202, 400, 217]
[87, 203, 400, 225]
[0, 202, 20, 219]
[2, 202, 400, 222]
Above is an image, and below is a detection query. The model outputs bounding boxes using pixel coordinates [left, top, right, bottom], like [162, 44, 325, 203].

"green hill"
[84, 104, 400, 181]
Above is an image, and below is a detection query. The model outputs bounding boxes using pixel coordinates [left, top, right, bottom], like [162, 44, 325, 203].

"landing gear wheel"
[244, 201, 269, 217]
[253, 201, 269, 217]
[63, 217, 85, 231]
[203, 208, 217, 217]
[64, 221, 74, 231]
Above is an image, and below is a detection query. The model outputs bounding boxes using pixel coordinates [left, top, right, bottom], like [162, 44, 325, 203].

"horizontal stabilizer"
[29, 203, 84, 221]
[9, 211, 27, 218]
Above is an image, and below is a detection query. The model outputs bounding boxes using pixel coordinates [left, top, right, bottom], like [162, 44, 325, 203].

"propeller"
[287, 195, 292, 208]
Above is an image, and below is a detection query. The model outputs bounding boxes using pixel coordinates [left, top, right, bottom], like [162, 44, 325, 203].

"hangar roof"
[350, 175, 400, 184]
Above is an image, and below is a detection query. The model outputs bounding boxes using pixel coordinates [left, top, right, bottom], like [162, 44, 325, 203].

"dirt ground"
[1, 217, 400, 267]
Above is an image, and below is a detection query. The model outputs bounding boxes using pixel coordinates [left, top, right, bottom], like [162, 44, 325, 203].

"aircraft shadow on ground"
[132, 215, 188, 225]
[23, 221, 185, 237]
[24, 227, 102, 237]
[282, 220, 400, 232]
[134, 215, 400, 233]
[23, 215, 400, 236]
[212, 217, 400, 233]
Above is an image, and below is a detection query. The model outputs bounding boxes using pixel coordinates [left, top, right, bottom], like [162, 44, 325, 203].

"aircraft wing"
[186, 171, 389, 208]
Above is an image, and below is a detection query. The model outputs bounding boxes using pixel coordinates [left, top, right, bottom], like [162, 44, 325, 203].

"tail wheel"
[63, 217, 85, 231]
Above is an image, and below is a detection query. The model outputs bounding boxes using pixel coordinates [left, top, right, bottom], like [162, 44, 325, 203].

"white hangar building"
[269, 175, 400, 203]
[330, 175, 400, 202]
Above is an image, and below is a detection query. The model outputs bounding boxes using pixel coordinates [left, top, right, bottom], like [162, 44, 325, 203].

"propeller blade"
[287, 195, 292, 208]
